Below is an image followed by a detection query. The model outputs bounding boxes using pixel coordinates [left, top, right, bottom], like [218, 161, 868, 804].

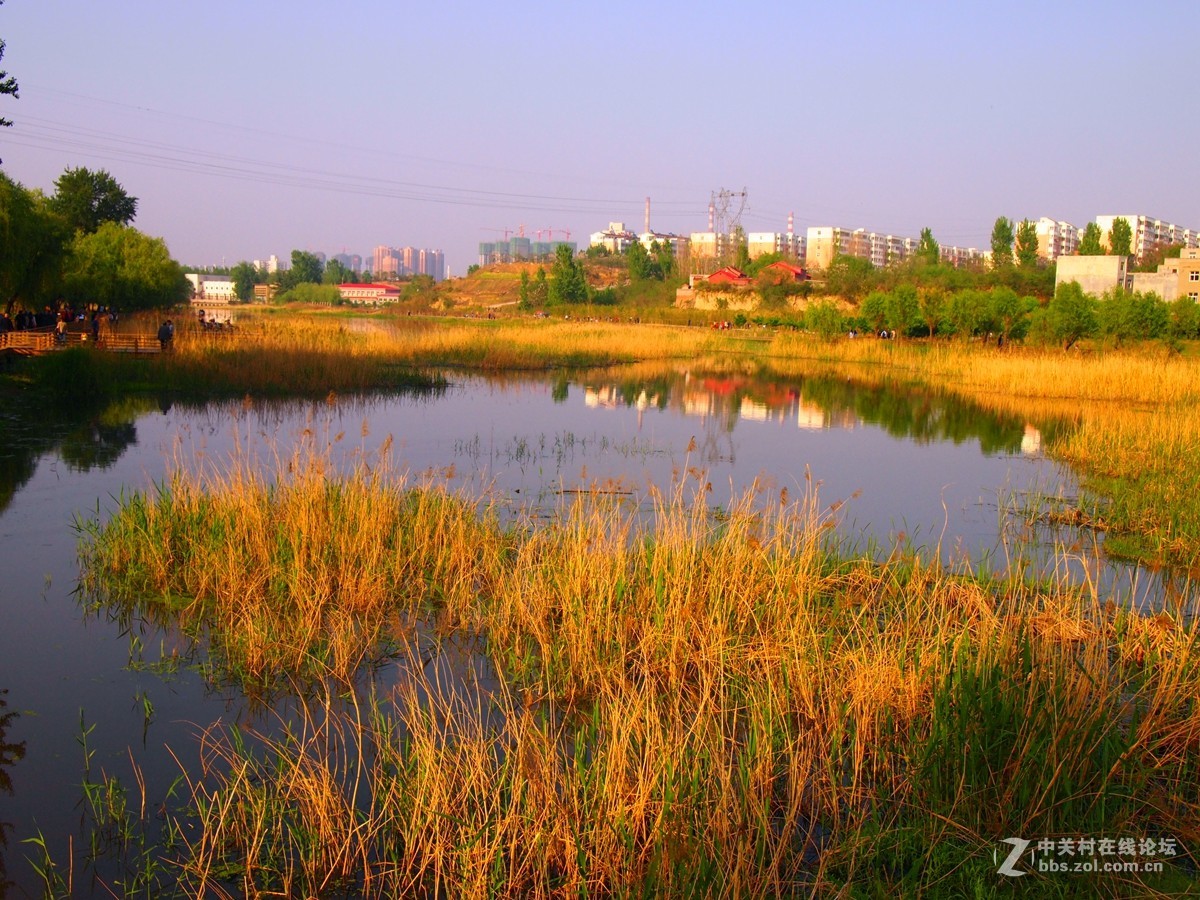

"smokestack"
[708, 201, 715, 232]
[645, 197, 651, 235]
[787, 211, 794, 236]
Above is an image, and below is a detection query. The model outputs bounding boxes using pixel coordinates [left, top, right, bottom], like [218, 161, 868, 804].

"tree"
[0, 171, 69, 315]
[919, 287, 946, 338]
[50, 167, 138, 235]
[651, 239, 676, 280]
[1047, 281, 1097, 350]
[1015, 219, 1039, 268]
[860, 291, 888, 334]
[0, 25, 17, 134]
[1134, 242, 1184, 273]
[987, 287, 1029, 343]
[230, 261, 259, 301]
[884, 285, 919, 337]
[61, 222, 189, 312]
[915, 227, 940, 266]
[323, 259, 352, 286]
[549, 244, 587, 303]
[279, 250, 324, 289]
[1108, 217, 1133, 257]
[0, 0, 18, 162]
[806, 299, 844, 340]
[1078, 222, 1104, 256]
[625, 240, 655, 281]
[1168, 295, 1200, 340]
[990, 217, 1014, 269]
[945, 289, 986, 341]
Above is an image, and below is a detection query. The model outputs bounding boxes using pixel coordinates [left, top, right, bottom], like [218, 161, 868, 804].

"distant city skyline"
[2, 2, 1197, 276]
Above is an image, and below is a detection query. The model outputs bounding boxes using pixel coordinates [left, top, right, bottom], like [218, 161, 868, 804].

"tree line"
[1, 168, 189, 316]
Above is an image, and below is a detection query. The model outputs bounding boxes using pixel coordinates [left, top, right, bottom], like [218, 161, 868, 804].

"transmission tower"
[710, 187, 749, 237]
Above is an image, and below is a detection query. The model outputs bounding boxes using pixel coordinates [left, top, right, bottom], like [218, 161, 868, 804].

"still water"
[0, 365, 1174, 894]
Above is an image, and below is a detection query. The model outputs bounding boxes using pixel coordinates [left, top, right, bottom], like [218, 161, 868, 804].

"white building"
[185, 274, 237, 303]
[1094, 215, 1200, 263]
[589, 222, 640, 255]
[1034, 218, 1079, 261]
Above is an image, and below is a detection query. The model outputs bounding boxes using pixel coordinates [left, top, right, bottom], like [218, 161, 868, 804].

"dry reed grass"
[79, 437, 1200, 896]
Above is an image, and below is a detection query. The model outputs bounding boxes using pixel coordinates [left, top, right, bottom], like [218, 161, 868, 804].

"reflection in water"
[579, 367, 1046, 457]
[0, 690, 26, 898]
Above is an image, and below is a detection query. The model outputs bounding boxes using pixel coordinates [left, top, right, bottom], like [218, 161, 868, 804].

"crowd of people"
[0, 305, 120, 338]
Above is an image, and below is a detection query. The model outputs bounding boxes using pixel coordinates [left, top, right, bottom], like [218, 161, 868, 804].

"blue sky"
[2, 1, 1196, 274]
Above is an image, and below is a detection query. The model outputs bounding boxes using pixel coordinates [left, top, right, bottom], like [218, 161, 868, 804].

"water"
[0, 365, 1183, 895]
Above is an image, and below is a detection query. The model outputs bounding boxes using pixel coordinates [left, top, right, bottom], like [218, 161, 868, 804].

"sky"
[2, 1, 1197, 275]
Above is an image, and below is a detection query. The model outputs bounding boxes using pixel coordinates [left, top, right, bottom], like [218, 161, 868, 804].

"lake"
[0, 364, 1184, 895]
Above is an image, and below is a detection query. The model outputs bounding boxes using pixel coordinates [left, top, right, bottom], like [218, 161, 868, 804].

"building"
[1094, 215, 1200, 263]
[588, 222, 640, 255]
[185, 273, 237, 302]
[746, 231, 805, 260]
[1130, 247, 1200, 302]
[373, 245, 401, 277]
[1055, 255, 1131, 298]
[806, 225, 984, 271]
[479, 237, 574, 266]
[1034, 218, 1079, 261]
[337, 283, 402, 305]
[688, 231, 726, 261]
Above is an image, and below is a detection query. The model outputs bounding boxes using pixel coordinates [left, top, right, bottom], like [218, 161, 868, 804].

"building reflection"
[577, 369, 1034, 456]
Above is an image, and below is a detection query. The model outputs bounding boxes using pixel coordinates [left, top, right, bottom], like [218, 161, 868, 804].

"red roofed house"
[338, 283, 402, 305]
[705, 266, 752, 286]
[760, 261, 810, 282]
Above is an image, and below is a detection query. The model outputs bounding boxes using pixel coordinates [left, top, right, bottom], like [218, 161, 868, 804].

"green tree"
[625, 240, 656, 281]
[230, 261, 259, 301]
[62, 222, 189, 311]
[0, 171, 69, 314]
[944, 289, 990, 341]
[915, 227, 940, 266]
[1047, 281, 1097, 350]
[990, 217, 1014, 269]
[1078, 222, 1104, 255]
[323, 259, 352, 285]
[1015, 219, 1039, 268]
[1134, 242, 1184, 273]
[549, 244, 588, 304]
[1168, 295, 1200, 340]
[884, 284, 919, 337]
[50, 167, 138, 235]
[919, 287, 946, 338]
[278, 250, 324, 289]
[987, 287, 1029, 343]
[860, 291, 889, 334]
[1097, 287, 1167, 345]
[806, 299, 845, 340]
[826, 254, 876, 302]
[651, 239, 676, 280]
[0, 12, 17, 137]
[1108, 217, 1133, 257]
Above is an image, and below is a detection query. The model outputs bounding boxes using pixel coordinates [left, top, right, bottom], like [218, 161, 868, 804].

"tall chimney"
[708, 201, 715, 232]
[645, 197, 651, 235]
[787, 211, 794, 236]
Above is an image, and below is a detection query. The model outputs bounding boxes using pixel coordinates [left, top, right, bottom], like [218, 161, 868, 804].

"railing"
[95, 334, 164, 353]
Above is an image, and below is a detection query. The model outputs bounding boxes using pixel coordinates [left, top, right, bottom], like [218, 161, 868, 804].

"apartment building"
[746, 231, 806, 260]
[1094, 215, 1200, 263]
[1034, 218, 1079, 261]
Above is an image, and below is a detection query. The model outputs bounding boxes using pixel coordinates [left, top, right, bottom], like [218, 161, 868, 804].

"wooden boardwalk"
[0, 330, 165, 356]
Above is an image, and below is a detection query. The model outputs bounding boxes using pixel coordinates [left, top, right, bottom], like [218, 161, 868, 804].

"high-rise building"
[1094, 215, 1200, 263]
[1034, 218, 1079, 261]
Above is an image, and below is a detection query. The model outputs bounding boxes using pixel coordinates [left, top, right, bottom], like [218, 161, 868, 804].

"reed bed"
[79, 439, 1200, 897]
[764, 335, 1200, 570]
